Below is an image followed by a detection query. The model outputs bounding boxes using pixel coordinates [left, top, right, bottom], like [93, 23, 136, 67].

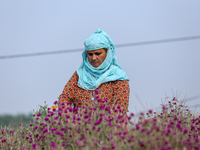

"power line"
[1, 35, 200, 60]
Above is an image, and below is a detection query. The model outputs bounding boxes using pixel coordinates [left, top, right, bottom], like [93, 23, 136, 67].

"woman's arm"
[113, 80, 130, 115]
[58, 72, 78, 109]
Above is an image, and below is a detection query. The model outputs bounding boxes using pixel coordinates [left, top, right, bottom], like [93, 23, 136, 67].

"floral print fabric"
[59, 71, 130, 115]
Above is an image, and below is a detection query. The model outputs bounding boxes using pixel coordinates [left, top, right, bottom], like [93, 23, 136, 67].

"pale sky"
[0, 0, 200, 115]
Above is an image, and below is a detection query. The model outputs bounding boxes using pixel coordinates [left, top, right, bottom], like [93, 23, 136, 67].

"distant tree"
[0, 113, 33, 127]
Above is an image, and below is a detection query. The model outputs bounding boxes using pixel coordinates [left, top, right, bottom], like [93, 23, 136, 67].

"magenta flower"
[68, 107, 73, 112]
[101, 146, 107, 150]
[32, 143, 36, 149]
[94, 89, 99, 94]
[37, 113, 41, 117]
[148, 109, 153, 114]
[54, 101, 58, 104]
[51, 141, 55, 147]
[51, 128, 57, 131]
[45, 117, 49, 121]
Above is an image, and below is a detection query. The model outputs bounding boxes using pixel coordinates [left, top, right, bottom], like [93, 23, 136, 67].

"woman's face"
[87, 48, 107, 68]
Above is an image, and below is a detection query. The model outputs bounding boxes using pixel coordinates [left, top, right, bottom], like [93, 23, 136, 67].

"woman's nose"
[92, 54, 97, 60]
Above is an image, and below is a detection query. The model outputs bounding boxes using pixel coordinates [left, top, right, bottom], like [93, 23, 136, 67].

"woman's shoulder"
[69, 71, 79, 82]
[113, 80, 129, 84]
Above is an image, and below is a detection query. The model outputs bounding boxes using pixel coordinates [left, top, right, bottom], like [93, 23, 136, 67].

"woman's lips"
[92, 62, 99, 66]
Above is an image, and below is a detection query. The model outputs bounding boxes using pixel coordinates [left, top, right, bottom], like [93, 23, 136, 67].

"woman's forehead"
[87, 49, 105, 53]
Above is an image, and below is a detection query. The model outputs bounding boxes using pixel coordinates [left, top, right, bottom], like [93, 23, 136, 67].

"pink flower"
[32, 143, 36, 149]
[51, 141, 55, 147]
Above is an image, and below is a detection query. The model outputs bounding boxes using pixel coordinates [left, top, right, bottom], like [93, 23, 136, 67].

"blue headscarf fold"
[76, 29, 129, 90]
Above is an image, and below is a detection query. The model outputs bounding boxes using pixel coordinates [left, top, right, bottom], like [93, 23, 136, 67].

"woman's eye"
[88, 53, 93, 56]
[95, 53, 101, 55]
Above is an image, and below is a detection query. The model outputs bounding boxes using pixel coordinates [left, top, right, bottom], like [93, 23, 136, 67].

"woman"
[59, 29, 130, 116]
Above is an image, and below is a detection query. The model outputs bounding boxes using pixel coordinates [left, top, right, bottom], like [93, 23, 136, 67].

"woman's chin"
[92, 63, 100, 68]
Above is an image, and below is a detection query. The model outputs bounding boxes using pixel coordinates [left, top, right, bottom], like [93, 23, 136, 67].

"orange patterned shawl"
[59, 71, 130, 115]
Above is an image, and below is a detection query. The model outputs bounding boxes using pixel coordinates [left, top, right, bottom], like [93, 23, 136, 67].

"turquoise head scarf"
[77, 29, 129, 90]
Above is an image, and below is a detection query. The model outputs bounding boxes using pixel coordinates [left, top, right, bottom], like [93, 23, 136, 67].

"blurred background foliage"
[0, 113, 33, 127]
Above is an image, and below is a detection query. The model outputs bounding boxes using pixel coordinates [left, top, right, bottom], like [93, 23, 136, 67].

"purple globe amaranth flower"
[97, 98, 101, 102]
[136, 124, 140, 130]
[30, 123, 33, 127]
[174, 116, 178, 120]
[183, 128, 188, 134]
[194, 146, 200, 150]
[130, 145, 134, 149]
[54, 116, 58, 120]
[60, 127, 65, 131]
[54, 101, 58, 105]
[118, 115, 123, 119]
[84, 115, 89, 119]
[32, 143, 36, 149]
[117, 105, 121, 109]
[77, 130, 80, 133]
[121, 135, 125, 139]
[94, 89, 99, 94]
[51, 128, 57, 131]
[141, 128, 145, 132]
[191, 124, 195, 131]
[94, 121, 101, 125]
[34, 126, 38, 130]
[43, 128, 48, 133]
[45, 117, 49, 121]
[101, 146, 107, 150]
[140, 142, 144, 147]
[68, 107, 73, 112]
[148, 109, 153, 114]
[51, 112, 54, 116]
[51, 141, 56, 147]
[55, 131, 60, 135]
[167, 146, 172, 149]
[111, 144, 115, 149]
[58, 111, 62, 116]
[37, 113, 41, 117]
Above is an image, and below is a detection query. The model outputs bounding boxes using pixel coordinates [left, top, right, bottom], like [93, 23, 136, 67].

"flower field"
[0, 91, 200, 150]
